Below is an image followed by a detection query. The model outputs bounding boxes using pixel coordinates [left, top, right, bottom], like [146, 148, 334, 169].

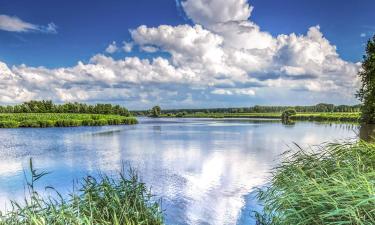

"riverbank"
[160, 112, 360, 122]
[0, 160, 163, 224]
[0, 113, 138, 128]
[255, 141, 375, 224]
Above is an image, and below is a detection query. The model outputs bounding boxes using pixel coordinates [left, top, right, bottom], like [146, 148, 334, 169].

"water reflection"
[0, 118, 358, 224]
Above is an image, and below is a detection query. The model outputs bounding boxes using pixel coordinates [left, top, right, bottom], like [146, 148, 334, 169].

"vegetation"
[289, 112, 360, 122]
[0, 113, 137, 128]
[0, 100, 131, 116]
[157, 111, 360, 122]
[132, 103, 361, 116]
[255, 141, 375, 225]
[150, 106, 161, 118]
[0, 159, 163, 224]
[357, 34, 375, 124]
[281, 109, 296, 122]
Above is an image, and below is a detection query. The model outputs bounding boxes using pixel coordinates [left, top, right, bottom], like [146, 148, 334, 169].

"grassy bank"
[0, 160, 163, 224]
[289, 112, 360, 122]
[0, 113, 138, 128]
[161, 112, 360, 122]
[256, 141, 375, 224]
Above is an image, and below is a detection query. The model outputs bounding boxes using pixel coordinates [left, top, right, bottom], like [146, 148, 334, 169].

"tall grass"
[255, 141, 375, 225]
[0, 113, 138, 128]
[0, 159, 163, 225]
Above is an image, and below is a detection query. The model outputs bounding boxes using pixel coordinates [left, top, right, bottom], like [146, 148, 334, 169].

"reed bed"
[290, 112, 360, 122]
[0, 159, 163, 225]
[0, 113, 138, 128]
[255, 141, 375, 225]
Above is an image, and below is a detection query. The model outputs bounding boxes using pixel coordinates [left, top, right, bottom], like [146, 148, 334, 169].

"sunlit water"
[0, 118, 359, 224]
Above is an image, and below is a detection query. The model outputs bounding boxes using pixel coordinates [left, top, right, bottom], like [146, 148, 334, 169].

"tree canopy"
[150, 106, 161, 117]
[357, 35, 375, 124]
[0, 100, 131, 117]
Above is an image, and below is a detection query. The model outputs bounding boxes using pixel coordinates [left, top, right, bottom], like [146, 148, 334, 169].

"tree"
[281, 108, 296, 122]
[150, 106, 161, 117]
[357, 35, 375, 124]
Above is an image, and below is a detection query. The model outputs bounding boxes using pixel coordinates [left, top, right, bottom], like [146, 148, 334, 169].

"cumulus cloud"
[0, 0, 361, 106]
[105, 41, 118, 54]
[181, 0, 253, 27]
[0, 14, 57, 33]
[122, 41, 133, 52]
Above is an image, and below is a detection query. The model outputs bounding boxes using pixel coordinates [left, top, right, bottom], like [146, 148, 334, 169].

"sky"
[0, 0, 374, 109]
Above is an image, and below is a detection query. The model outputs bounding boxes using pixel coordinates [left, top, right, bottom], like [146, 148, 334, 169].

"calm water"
[0, 118, 359, 224]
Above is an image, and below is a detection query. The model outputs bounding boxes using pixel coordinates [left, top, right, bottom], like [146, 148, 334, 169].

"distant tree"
[357, 35, 375, 124]
[150, 106, 161, 117]
[281, 108, 296, 122]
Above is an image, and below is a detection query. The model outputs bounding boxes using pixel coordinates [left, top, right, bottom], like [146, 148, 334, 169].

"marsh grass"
[0, 159, 163, 225]
[0, 113, 138, 128]
[255, 141, 375, 225]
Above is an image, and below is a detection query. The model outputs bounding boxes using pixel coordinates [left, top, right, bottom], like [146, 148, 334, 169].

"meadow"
[255, 141, 375, 225]
[0, 113, 137, 128]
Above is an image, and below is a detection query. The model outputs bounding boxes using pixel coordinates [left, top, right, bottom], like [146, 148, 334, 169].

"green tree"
[281, 108, 297, 122]
[357, 35, 375, 124]
[150, 106, 161, 117]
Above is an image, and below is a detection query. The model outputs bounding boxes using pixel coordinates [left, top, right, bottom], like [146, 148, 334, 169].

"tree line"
[132, 103, 361, 116]
[0, 100, 131, 116]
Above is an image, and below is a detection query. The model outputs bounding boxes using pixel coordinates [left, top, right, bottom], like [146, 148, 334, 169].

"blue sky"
[0, 0, 374, 109]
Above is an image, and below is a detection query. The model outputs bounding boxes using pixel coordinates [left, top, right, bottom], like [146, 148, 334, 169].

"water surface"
[0, 118, 358, 224]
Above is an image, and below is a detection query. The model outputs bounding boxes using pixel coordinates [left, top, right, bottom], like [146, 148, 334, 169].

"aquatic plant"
[255, 141, 375, 225]
[0, 113, 138, 128]
[0, 159, 163, 225]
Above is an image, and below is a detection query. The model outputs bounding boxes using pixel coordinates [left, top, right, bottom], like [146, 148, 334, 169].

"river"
[0, 118, 359, 224]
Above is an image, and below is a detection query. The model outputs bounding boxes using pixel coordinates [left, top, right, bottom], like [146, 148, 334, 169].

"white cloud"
[212, 88, 255, 96]
[181, 0, 253, 27]
[122, 41, 133, 52]
[105, 41, 118, 54]
[0, 14, 57, 33]
[360, 33, 366, 37]
[140, 45, 159, 53]
[0, 0, 361, 106]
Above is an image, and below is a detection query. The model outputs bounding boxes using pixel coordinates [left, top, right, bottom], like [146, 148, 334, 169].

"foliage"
[255, 141, 375, 225]
[0, 100, 131, 117]
[133, 103, 361, 116]
[290, 112, 360, 122]
[0, 113, 137, 128]
[0, 159, 163, 225]
[158, 112, 360, 122]
[281, 109, 296, 121]
[357, 35, 375, 124]
[150, 106, 161, 117]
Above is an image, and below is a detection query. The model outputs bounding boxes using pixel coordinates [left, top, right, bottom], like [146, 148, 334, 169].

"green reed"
[0, 159, 163, 225]
[0, 113, 138, 128]
[255, 141, 375, 225]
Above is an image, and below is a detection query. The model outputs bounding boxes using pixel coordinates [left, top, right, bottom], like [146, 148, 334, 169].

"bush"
[281, 109, 296, 121]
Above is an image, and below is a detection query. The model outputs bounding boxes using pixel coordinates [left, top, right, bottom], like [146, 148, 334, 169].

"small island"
[0, 101, 137, 128]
